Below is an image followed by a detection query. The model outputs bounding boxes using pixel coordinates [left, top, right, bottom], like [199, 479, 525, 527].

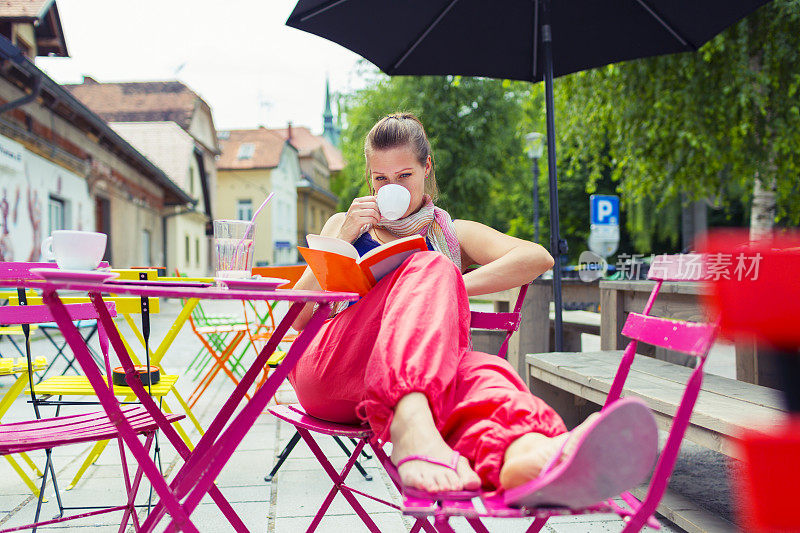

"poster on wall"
[0, 134, 93, 262]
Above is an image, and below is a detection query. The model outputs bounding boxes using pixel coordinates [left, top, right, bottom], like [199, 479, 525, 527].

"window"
[142, 230, 152, 266]
[195, 238, 200, 266]
[237, 143, 255, 160]
[236, 199, 253, 221]
[185, 235, 190, 265]
[15, 39, 31, 59]
[188, 166, 195, 195]
[48, 196, 65, 235]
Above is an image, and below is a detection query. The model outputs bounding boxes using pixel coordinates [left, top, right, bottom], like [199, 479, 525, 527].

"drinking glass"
[214, 220, 255, 285]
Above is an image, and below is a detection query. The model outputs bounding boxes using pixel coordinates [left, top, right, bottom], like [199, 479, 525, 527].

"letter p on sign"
[590, 195, 619, 226]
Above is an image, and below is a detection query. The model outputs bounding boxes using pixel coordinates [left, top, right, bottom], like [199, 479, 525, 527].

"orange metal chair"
[185, 312, 250, 408]
[244, 265, 306, 390]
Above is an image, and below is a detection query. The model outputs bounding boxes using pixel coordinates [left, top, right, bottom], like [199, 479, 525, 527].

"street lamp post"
[525, 132, 544, 244]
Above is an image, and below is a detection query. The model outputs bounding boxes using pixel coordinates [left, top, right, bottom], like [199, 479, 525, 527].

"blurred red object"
[699, 230, 800, 349]
[701, 230, 800, 532]
[735, 419, 800, 532]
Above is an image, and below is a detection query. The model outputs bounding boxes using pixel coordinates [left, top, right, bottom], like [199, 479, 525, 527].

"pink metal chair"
[267, 283, 529, 531]
[269, 255, 718, 532]
[0, 296, 185, 533]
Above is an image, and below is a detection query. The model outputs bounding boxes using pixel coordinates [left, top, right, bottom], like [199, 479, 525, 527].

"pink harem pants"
[288, 251, 567, 490]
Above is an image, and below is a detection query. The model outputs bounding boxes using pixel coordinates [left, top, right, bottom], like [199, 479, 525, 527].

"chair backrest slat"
[0, 302, 116, 325]
[469, 312, 520, 331]
[648, 254, 706, 282]
[621, 312, 715, 357]
[251, 265, 306, 289]
[8, 295, 157, 314]
[469, 284, 529, 360]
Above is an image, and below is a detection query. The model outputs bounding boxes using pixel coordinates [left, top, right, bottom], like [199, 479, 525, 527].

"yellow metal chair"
[16, 269, 205, 489]
[0, 328, 48, 498]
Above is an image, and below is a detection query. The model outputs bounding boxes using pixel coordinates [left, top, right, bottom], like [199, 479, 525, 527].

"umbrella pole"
[540, 1, 565, 352]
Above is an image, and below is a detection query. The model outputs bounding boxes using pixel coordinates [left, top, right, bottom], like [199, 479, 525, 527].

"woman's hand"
[336, 196, 381, 243]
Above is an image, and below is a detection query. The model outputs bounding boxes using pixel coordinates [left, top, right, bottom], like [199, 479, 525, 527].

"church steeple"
[322, 76, 340, 147]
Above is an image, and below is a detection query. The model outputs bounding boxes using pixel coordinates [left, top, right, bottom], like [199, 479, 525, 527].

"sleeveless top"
[352, 231, 434, 257]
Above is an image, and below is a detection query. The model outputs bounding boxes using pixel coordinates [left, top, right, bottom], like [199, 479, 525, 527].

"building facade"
[270, 125, 342, 248]
[65, 80, 219, 276]
[0, 29, 191, 267]
[216, 128, 299, 266]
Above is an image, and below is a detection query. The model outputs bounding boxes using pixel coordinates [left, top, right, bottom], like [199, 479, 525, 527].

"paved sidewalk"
[0, 299, 684, 532]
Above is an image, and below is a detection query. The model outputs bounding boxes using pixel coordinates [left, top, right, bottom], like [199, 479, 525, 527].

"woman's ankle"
[391, 392, 434, 436]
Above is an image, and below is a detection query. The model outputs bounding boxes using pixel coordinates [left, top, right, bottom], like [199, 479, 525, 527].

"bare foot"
[390, 393, 481, 493]
[499, 413, 600, 490]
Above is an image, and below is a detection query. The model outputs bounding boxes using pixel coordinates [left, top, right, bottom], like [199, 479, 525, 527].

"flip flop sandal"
[504, 397, 659, 510]
[397, 451, 480, 501]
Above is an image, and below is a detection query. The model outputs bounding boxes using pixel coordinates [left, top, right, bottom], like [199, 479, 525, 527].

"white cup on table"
[40, 230, 107, 270]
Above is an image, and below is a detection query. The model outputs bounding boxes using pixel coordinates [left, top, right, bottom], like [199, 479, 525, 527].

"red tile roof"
[217, 128, 288, 170]
[64, 80, 203, 131]
[271, 126, 345, 172]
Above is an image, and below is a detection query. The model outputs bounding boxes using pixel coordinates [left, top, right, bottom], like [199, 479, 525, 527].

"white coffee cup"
[41, 231, 107, 270]
[376, 184, 411, 221]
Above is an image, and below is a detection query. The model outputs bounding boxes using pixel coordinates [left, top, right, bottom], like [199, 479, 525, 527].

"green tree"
[555, 0, 800, 249]
[336, 73, 642, 262]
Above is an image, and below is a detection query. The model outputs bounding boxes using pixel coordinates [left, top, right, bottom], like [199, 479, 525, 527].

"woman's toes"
[446, 470, 461, 490]
[457, 457, 481, 489]
[463, 471, 481, 490]
[426, 472, 444, 492]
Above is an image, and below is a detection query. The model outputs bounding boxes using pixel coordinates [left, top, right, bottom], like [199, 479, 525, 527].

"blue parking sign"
[590, 195, 619, 226]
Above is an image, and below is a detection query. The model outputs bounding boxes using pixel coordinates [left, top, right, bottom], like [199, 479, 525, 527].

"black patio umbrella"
[287, 0, 772, 350]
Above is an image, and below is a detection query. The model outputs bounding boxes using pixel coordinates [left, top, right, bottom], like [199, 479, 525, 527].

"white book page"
[305, 234, 360, 261]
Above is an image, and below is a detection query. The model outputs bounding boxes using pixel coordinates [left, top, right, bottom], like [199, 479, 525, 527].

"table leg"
[43, 289, 200, 532]
[92, 292, 249, 532]
[148, 302, 328, 531]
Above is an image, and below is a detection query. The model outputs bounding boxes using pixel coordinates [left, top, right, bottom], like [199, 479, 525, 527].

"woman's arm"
[292, 195, 381, 331]
[454, 219, 554, 296]
[291, 212, 345, 331]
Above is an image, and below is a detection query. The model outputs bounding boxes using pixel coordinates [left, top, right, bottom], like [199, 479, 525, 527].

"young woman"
[288, 113, 657, 507]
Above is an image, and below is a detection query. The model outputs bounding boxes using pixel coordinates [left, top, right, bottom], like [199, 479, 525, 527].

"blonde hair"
[364, 112, 439, 201]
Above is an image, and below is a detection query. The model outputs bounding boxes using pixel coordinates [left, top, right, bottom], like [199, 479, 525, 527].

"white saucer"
[31, 268, 120, 284]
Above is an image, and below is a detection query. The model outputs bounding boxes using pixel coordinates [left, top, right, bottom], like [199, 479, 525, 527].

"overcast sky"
[36, 0, 370, 134]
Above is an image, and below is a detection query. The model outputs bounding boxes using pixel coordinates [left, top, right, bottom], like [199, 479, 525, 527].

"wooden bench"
[527, 349, 785, 532]
[548, 309, 600, 351]
[470, 279, 600, 382]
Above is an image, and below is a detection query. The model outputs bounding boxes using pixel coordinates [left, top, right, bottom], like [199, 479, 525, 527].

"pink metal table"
[0, 275, 357, 532]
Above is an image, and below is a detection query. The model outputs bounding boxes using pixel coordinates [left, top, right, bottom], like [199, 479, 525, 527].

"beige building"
[0, 5, 192, 267]
[270, 125, 342, 247]
[65, 80, 219, 276]
[217, 128, 300, 266]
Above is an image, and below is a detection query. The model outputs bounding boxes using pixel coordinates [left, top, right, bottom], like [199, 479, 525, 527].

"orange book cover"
[297, 247, 373, 295]
[299, 234, 428, 296]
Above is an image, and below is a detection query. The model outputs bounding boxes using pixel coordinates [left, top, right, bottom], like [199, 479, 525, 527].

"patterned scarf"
[376, 196, 461, 271]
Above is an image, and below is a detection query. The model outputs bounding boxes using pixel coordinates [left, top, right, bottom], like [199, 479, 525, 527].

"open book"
[298, 234, 428, 295]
